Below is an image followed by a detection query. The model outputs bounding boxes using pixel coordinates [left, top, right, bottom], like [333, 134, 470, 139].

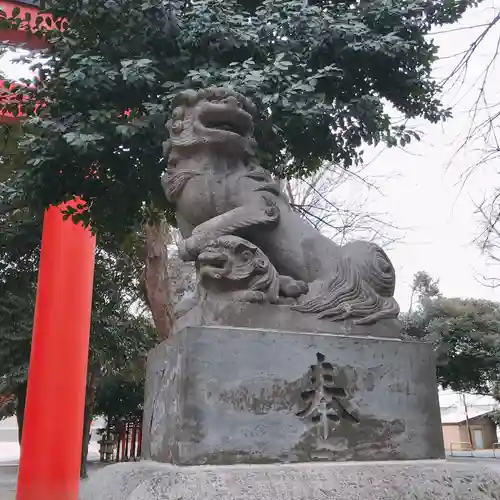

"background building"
[440, 391, 499, 452]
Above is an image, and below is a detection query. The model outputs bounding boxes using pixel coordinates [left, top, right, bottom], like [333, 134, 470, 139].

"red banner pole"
[16, 199, 96, 500]
[130, 424, 137, 460]
[137, 420, 142, 459]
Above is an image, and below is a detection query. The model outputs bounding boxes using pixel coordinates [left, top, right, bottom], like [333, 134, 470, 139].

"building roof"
[439, 390, 499, 424]
[441, 404, 498, 424]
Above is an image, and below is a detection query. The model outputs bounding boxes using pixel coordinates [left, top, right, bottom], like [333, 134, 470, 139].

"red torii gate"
[0, 0, 64, 49]
[0, 2, 96, 500]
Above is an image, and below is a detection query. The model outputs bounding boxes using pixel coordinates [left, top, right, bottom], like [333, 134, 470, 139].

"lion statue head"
[164, 87, 258, 165]
[196, 235, 280, 304]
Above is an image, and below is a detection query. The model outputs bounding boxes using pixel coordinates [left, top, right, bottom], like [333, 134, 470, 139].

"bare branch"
[473, 191, 500, 288]
[442, 11, 500, 90]
[433, 22, 497, 36]
[440, 7, 500, 291]
[445, 8, 500, 184]
[286, 163, 404, 247]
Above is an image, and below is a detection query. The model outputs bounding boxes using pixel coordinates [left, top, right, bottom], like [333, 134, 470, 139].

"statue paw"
[178, 238, 199, 261]
[234, 290, 268, 303]
[279, 276, 309, 298]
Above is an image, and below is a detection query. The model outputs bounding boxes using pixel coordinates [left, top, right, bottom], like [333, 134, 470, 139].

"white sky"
[1, 2, 500, 312]
[440, 389, 498, 409]
[382, 0, 500, 311]
[333, 0, 500, 311]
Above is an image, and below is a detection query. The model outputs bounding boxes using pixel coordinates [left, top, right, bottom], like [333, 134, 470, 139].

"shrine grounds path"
[2, 457, 500, 500]
[0, 461, 107, 500]
[0, 416, 105, 499]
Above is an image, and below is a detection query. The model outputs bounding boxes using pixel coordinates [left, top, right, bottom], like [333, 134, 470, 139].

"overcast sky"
[1, 2, 499, 312]
[330, 0, 500, 311]
[382, 0, 500, 311]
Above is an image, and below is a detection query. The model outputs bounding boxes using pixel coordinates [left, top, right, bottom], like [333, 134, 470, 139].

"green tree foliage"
[0, 124, 24, 183]
[0, 209, 41, 401]
[410, 270, 441, 306]
[403, 271, 500, 394]
[0, 394, 16, 421]
[93, 373, 145, 429]
[0, 207, 154, 398]
[2, 0, 482, 237]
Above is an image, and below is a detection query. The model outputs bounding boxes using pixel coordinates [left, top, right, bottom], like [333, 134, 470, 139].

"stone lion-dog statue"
[162, 87, 400, 328]
[196, 235, 305, 305]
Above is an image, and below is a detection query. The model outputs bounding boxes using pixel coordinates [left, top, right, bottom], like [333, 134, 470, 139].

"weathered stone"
[162, 87, 401, 333]
[175, 235, 402, 338]
[79, 460, 500, 500]
[141, 326, 444, 466]
[175, 299, 402, 339]
[194, 235, 307, 305]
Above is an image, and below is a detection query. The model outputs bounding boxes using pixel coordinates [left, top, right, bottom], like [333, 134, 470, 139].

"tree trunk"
[15, 382, 27, 444]
[80, 367, 98, 479]
[143, 217, 174, 341]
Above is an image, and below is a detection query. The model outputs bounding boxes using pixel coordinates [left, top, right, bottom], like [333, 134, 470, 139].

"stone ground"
[0, 461, 107, 500]
[0, 465, 16, 500]
[1, 457, 500, 500]
[0, 416, 104, 499]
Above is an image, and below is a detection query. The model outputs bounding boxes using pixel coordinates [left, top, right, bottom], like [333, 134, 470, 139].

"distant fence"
[449, 441, 473, 457]
[449, 441, 500, 458]
[98, 418, 142, 463]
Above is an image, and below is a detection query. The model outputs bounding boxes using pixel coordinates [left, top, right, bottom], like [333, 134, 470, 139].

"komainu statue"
[162, 88, 401, 337]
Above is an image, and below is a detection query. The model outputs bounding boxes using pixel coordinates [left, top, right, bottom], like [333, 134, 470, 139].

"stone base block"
[142, 327, 444, 465]
[79, 460, 500, 500]
[175, 299, 403, 338]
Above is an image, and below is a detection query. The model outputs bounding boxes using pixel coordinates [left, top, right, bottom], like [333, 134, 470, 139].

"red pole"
[124, 423, 130, 461]
[16, 199, 96, 500]
[121, 427, 127, 462]
[116, 423, 125, 463]
[115, 426, 121, 463]
[130, 424, 137, 460]
[137, 422, 142, 459]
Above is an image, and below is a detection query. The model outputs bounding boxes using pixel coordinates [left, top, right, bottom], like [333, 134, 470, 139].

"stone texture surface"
[142, 326, 444, 465]
[79, 460, 500, 500]
[175, 299, 402, 338]
[162, 87, 401, 333]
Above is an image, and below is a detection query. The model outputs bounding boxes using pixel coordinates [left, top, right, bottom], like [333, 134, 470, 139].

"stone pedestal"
[175, 299, 403, 338]
[79, 460, 500, 500]
[141, 326, 444, 465]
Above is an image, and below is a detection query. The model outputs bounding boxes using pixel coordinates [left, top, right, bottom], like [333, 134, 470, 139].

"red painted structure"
[117, 419, 142, 462]
[0, 3, 96, 500]
[16, 201, 95, 500]
[0, 0, 66, 49]
[0, 79, 43, 121]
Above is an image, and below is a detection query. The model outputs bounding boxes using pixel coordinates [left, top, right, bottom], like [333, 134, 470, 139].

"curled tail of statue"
[293, 241, 400, 325]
